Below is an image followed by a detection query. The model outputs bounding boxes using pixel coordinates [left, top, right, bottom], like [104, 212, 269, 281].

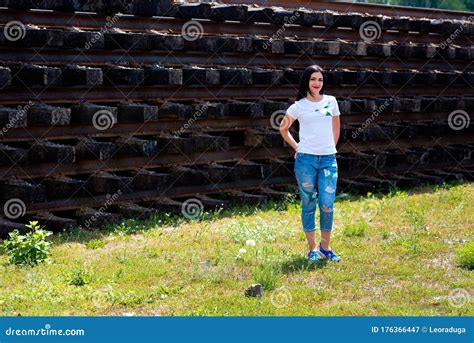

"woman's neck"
[306, 93, 323, 102]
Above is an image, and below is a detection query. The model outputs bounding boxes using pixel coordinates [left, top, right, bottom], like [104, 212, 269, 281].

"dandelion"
[246, 239, 256, 246]
[236, 248, 247, 260]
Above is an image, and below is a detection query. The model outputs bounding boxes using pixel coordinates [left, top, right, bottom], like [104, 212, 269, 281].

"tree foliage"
[356, 0, 474, 11]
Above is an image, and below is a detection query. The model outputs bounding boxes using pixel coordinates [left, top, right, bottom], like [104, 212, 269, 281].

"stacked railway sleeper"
[0, 0, 473, 236]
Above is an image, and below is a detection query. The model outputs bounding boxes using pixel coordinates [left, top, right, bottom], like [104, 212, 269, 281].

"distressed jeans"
[294, 152, 338, 232]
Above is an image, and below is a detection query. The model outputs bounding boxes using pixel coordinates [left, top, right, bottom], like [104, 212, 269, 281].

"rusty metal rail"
[0, 9, 470, 45]
[2, 135, 473, 180]
[0, 85, 471, 104]
[0, 48, 470, 72]
[22, 176, 295, 213]
[219, 0, 474, 20]
[0, 111, 458, 142]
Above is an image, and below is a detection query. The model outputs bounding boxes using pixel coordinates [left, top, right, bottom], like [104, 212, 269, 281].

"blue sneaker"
[319, 243, 341, 262]
[307, 249, 325, 262]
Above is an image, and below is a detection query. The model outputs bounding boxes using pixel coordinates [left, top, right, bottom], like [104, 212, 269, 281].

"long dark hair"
[296, 65, 325, 101]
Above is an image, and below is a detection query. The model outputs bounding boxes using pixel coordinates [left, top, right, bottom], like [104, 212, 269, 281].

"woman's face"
[308, 71, 323, 94]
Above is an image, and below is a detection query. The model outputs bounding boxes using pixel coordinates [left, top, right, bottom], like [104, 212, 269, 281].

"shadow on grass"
[280, 255, 327, 274]
[379, 180, 464, 197]
[336, 179, 467, 203]
[47, 197, 301, 245]
[3, 179, 468, 248]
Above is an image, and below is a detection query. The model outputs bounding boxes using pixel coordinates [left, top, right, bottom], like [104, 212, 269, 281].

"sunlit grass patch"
[0, 181, 472, 316]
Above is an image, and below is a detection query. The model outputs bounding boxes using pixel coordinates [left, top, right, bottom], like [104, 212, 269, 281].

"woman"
[279, 64, 341, 262]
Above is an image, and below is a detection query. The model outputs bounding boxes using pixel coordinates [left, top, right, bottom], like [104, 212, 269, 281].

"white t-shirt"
[287, 95, 340, 155]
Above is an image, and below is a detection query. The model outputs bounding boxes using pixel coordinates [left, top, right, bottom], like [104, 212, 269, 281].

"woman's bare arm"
[332, 115, 340, 146]
[279, 113, 298, 154]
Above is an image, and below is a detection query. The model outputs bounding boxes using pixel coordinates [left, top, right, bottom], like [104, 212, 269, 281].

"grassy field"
[0, 182, 473, 316]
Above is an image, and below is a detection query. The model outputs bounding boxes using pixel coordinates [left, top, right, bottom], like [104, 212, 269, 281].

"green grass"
[343, 219, 369, 237]
[85, 239, 106, 250]
[455, 241, 474, 270]
[66, 267, 96, 286]
[0, 181, 473, 316]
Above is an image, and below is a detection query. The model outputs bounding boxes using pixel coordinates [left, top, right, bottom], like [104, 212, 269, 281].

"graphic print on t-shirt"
[314, 102, 334, 116]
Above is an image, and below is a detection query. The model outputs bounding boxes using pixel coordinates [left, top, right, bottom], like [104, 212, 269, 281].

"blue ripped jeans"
[294, 152, 338, 232]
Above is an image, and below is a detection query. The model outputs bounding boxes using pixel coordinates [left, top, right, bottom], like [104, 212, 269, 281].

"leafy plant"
[455, 241, 474, 270]
[402, 208, 427, 231]
[343, 219, 369, 237]
[66, 267, 95, 286]
[85, 239, 105, 249]
[253, 263, 280, 291]
[3, 221, 53, 265]
[252, 246, 281, 291]
[400, 208, 427, 254]
[155, 285, 183, 299]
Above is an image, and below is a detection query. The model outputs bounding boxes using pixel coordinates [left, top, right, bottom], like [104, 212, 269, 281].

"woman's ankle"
[320, 241, 331, 251]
